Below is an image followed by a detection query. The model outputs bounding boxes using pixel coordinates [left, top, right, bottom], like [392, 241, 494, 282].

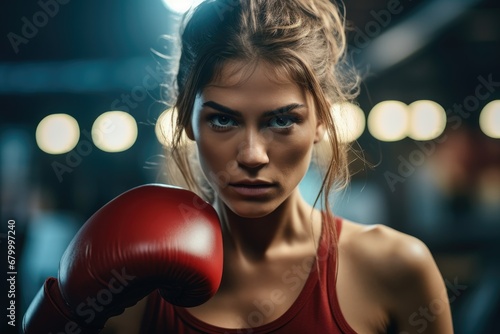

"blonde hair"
[161, 0, 360, 241]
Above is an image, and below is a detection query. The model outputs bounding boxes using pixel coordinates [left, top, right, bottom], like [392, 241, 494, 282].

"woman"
[125, 0, 453, 333]
[24, 0, 453, 333]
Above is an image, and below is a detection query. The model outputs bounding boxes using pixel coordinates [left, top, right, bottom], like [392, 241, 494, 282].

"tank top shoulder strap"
[320, 212, 343, 241]
[321, 213, 357, 334]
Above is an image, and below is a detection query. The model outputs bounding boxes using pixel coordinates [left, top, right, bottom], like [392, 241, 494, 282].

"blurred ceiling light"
[161, 0, 204, 14]
[330, 102, 366, 143]
[155, 108, 177, 147]
[479, 100, 500, 139]
[408, 100, 447, 140]
[92, 111, 138, 152]
[155, 108, 190, 148]
[368, 101, 409, 142]
[36, 114, 80, 154]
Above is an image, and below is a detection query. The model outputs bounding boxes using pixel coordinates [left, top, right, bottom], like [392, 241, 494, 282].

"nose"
[236, 129, 269, 169]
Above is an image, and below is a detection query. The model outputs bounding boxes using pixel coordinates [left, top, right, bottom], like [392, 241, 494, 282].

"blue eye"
[268, 116, 295, 128]
[208, 114, 237, 129]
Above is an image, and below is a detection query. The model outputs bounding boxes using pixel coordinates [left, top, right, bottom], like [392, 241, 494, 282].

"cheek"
[196, 132, 235, 187]
[273, 133, 315, 178]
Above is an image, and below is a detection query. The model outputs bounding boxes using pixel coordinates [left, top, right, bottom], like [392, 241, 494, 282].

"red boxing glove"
[23, 184, 223, 333]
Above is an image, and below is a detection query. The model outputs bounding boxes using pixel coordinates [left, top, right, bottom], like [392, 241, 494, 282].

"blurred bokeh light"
[161, 0, 204, 14]
[35, 114, 80, 154]
[91, 111, 138, 152]
[331, 102, 366, 143]
[408, 100, 447, 140]
[367, 100, 409, 142]
[480, 100, 500, 139]
[155, 108, 176, 147]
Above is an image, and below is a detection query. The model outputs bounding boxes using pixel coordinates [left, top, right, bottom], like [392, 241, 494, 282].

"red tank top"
[140, 216, 357, 333]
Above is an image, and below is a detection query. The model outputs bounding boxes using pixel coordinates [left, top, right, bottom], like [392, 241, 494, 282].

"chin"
[225, 201, 279, 219]
[232, 210, 270, 219]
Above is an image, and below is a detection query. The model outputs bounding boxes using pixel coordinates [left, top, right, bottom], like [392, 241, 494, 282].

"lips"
[229, 180, 276, 196]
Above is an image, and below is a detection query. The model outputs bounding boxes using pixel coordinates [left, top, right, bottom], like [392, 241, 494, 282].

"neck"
[215, 190, 320, 262]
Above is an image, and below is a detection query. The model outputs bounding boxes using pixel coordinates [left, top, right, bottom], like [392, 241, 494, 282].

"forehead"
[201, 60, 309, 104]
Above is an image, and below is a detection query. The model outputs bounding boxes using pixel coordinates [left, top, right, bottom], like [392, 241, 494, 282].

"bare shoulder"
[339, 219, 438, 291]
[338, 219, 454, 333]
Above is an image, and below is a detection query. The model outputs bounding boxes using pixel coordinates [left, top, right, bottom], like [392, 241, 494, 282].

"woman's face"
[188, 61, 324, 218]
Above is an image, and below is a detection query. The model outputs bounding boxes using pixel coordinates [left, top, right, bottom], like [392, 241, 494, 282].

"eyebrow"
[202, 101, 306, 117]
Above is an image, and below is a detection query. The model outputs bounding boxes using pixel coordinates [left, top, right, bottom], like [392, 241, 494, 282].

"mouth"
[229, 182, 276, 196]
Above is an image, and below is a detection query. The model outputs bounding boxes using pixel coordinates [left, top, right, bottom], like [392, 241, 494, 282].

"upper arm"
[382, 235, 454, 334]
